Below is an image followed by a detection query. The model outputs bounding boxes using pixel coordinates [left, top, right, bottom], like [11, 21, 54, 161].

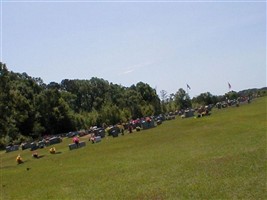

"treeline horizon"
[0, 62, 265, 147]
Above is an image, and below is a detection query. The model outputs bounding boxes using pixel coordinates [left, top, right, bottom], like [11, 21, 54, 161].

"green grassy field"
[1, 97, 266, 200]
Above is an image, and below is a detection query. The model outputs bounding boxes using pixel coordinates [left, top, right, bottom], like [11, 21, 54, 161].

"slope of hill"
[1, 96, 266, 199]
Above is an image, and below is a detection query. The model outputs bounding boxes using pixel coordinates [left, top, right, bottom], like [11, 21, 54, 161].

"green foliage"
[225, 90, 238, 100]
[141, 104, 154, 117]
[192, 92, 218, 108]
[120, 108, 132, 122]
[99, 103, 121, 125]
[32, 122, 45, 136]
[0, 62, 265, 148]
[174, 88, 192, 110]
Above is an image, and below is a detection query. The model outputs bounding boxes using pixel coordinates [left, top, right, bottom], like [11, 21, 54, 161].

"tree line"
[0, 62, 265, 148]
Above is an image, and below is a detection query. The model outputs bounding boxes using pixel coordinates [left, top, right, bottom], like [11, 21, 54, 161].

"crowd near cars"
[5, 96, 252, 153]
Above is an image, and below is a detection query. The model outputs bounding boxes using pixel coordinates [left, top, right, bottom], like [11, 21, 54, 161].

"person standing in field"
[73, 136, 79, 148]
[128, 124, 133, 133]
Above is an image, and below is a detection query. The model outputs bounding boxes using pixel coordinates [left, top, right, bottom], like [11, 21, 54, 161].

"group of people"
[16, 146, 57, 164]
[16, 125, 140, 165]
[17, 135, 83, 164]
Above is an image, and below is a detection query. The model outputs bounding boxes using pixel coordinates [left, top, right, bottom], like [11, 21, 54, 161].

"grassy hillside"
[1, 97, 266, 200]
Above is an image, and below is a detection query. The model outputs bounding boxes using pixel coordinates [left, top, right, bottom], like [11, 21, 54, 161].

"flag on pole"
[228, 82, 231, 90]
[187, 84, 191, 90]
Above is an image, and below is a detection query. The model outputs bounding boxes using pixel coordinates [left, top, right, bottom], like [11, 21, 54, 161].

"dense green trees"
[0, 63, 162, 146]
[159, 89, 192, 113]
[0, 62, 264, 148]
[191, 92, 217, 108]
[0, 64, 40, 146]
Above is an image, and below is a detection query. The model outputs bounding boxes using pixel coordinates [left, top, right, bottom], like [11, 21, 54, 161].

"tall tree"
[174, 88, 192, 110]
[192, 92, 214, 107]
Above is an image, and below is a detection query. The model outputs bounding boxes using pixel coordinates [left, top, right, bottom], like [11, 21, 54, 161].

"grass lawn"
[1, 97, 266, 200]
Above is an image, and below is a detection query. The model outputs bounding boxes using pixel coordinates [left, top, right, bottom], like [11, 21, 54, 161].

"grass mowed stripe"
[1, 97, 266, 199]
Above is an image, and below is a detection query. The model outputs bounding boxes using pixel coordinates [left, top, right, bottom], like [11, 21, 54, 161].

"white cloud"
[121, 69, 135, 75]
[120, 61, 154, 75]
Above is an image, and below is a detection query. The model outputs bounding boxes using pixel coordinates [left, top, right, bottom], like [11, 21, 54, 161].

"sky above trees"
[1, 1, 266, 97]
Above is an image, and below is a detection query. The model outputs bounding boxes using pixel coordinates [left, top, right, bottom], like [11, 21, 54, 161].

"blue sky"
[1, 1, 266, 98]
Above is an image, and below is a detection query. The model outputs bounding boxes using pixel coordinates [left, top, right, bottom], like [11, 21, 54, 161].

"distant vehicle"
[49, 137, 62, 145]
[66, 132, 78, 138]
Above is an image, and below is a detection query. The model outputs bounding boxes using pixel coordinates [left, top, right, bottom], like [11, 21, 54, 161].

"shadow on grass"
[50, 151, 62, 155]
[1, 160, 30, 169]
[1, 165, 17, 169]
[32, 155, 45, 159]
[38, 155, 45, 159]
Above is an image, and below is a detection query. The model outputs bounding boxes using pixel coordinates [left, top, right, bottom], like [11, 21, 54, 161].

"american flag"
[228, 82, 231, 90]
[187, 84, 191, 90]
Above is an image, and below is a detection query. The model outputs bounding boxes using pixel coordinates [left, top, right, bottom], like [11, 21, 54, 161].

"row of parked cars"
[6, 136, 63, 153]
[6, 113, 180, 153]
[21, 136, 62, 151]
